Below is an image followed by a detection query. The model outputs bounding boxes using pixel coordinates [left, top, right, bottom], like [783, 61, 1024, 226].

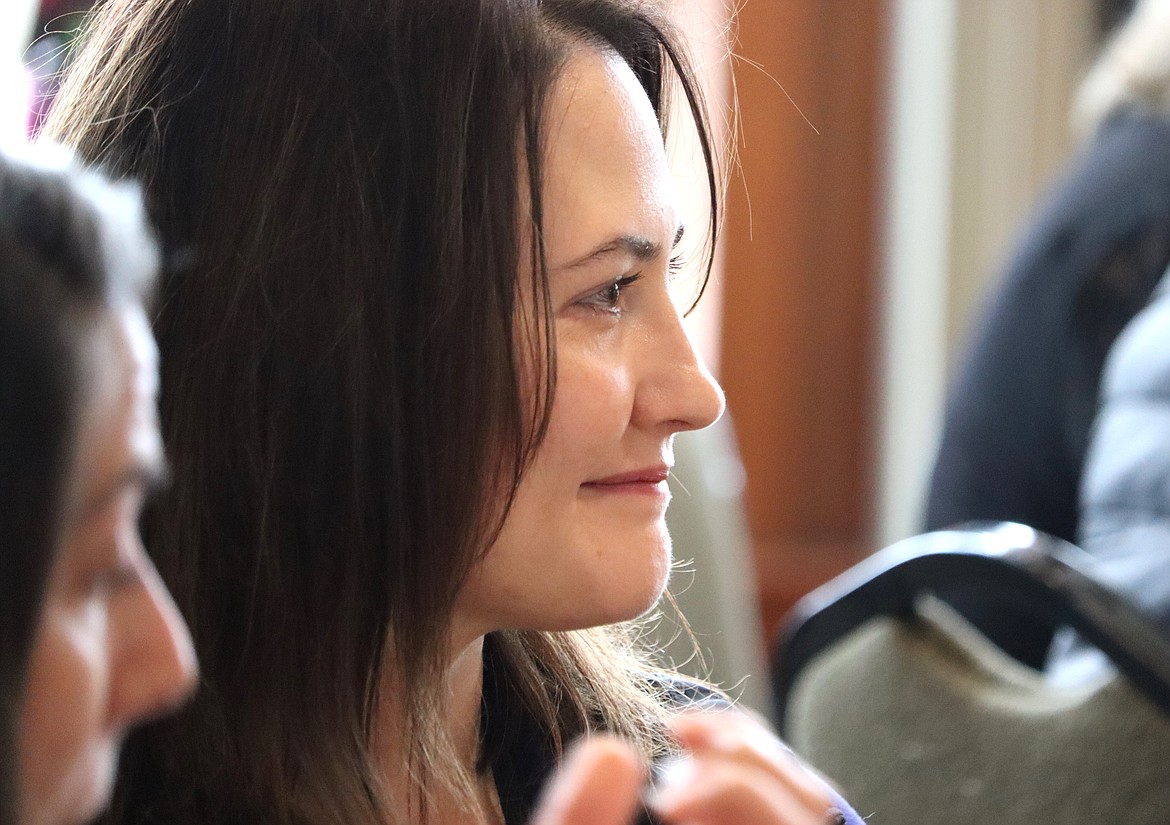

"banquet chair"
[773, 522, 1170, 825]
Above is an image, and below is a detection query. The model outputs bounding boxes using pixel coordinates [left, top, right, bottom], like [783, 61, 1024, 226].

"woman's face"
[17, 302, 197, 825]
[455, 45, 725, 639]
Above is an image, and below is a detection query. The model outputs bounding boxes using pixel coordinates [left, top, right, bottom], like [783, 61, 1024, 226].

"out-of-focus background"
[0, 0, 1134, 714]
[655, 0, 1129, 713]
[672, 0, 1114, 626]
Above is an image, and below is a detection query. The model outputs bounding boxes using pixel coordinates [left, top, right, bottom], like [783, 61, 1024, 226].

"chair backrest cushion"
[786, 597, 1170, 825]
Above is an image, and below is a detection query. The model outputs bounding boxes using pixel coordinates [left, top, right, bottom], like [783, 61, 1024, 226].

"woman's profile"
[46, 1, 861, 823]
[0, 145, 196, 825]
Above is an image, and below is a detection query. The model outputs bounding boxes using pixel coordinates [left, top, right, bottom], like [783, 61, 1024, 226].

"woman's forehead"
[66, 303, 162, 521]
[540, 46, 677, 268]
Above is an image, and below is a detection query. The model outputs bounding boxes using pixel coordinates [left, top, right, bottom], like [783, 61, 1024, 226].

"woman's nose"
[108, 555, 197, 728]
[634, 299, 726, 434]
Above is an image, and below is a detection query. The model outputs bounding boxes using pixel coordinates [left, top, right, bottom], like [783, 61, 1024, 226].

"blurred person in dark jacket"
[925, 0, 1170, 664]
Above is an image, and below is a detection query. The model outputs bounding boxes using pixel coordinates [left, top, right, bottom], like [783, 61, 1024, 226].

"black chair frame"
[772, 522, 1170, 732]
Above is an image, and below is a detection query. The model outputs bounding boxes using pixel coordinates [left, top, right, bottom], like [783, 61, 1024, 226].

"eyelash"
[580, 256, 685, 315]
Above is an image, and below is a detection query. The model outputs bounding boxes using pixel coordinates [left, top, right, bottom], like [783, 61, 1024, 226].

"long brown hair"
[45, 1, 719, 822]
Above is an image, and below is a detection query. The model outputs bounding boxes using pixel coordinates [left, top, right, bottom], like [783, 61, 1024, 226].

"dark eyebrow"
[555, 223, 686, 271]
[74, 456, 170, 524]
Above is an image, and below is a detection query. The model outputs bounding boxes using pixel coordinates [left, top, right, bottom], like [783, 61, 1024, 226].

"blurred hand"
[530, 711, 841, 825]
[646, 710, 838, 825]
[530, 736, 645, 825]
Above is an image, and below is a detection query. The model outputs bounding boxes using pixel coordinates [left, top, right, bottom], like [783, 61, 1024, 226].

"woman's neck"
[372, 633, 500, 822]
[447, 635, 489, 764]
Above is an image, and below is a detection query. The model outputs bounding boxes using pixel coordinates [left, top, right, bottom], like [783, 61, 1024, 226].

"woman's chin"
[560, 573, 673, 630]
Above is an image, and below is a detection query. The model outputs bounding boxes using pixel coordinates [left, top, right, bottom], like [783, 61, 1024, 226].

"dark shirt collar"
[480, 634, 555, 825]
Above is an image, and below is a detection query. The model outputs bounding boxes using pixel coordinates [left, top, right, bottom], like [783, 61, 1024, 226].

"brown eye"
[598, 281, 622, 307]
[581, 274, 641, 314]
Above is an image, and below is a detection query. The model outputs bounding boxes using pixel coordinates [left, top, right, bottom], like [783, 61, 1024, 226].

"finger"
[674, 713, 845, 806]
[650, 758, 828, 825]
[668, 708, 783, 753]
[530, 736, 646, 825]
[667, 712, 831, 812]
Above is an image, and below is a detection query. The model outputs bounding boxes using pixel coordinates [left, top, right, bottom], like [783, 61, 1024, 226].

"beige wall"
[1, 1, 38, 67]
[0, 0, 38, 146]
[947, 0, 1095, 358]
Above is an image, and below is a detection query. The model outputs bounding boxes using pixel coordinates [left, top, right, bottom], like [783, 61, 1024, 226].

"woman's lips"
[581, 467, 671, 495]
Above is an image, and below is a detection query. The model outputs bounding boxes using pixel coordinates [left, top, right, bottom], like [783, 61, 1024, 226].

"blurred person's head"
[1075, 0, 1170, 135]
[0, 145, 195, 825]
